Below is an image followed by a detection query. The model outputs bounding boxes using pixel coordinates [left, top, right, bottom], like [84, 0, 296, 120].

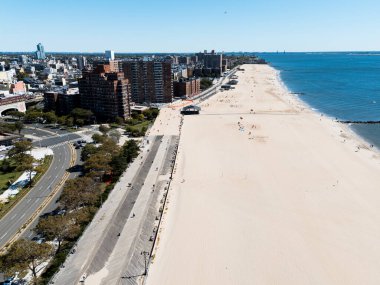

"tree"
[76, 118, 84, 127]
[123, 140, 140, 162]
[18, 154, 34, 183]
[81, 144, 97, 161]
[108, 129, 121, 143]
[8, 110, 25, 121]
[84, 152, 113, 179]
[111, 139, 139, 177]
[8, 140, 32, 157]
[98, 124, 110, 135]
[91, 133, 106, 144]
[17, 72, 28, 81]
[67, 207, 95, 225]
[43, 111, 57, 124]
[200, 78, 213, 90]
[35, 215, 80, 252]
[8, 141, 34, 183]
[0, 122, 16, 133]
[70, 108, 93, 124]
[24, 110, 42, 123]
[142, 108, 159, 121]
[0, 239, 52, 285]
[14, 121, 24, 134]
[1, 158, 11, 173]
[115, 117, 124, 125]
[98, 138, 120, 157]
[65, 117, 74, 127]
[59, 177, 101, 210]
[57, 115, 67, 125]
[131, 113, 145, 121]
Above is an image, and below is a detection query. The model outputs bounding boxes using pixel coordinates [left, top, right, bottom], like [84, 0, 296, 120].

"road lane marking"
[0, 142, 76, 251]
[0, 233, 8, 240]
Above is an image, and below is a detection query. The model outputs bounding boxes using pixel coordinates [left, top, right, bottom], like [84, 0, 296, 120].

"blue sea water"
[259, 52, 380, 148]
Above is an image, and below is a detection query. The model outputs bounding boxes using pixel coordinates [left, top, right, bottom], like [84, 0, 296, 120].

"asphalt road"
[0, 129, 81, 249]
[86, 135, 163, 276]
[193, 68, 238, 103]
[52, 135, 171, 284]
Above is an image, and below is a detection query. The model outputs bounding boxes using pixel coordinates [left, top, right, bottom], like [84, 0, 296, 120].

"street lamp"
[141, 251, 150, 276]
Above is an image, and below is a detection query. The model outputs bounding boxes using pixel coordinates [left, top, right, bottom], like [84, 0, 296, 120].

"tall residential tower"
[35, 43, 46, 60]
[78, 64, 131, 121]
[122, 60, 173, 104]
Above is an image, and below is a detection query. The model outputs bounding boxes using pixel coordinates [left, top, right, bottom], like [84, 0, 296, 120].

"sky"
[1, 0, 380, 53]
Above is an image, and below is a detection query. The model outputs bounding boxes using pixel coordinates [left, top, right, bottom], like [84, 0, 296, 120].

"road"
[192, 67, 238, 103]
[0, 127, 80, 249]
[52, 134, 180, 285]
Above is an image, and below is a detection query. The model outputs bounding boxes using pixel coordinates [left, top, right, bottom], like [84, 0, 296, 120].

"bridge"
[0, 95, 26, 116]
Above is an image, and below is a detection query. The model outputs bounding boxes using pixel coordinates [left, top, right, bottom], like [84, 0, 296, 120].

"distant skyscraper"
[19, 55, 28, 64]
[77, 56, 87, 70]
[35, 43, 46, 60]
[105, 50, 115, 61]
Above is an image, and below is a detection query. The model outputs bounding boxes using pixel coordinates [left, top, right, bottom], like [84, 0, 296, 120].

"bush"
[200, 78, 213, 90]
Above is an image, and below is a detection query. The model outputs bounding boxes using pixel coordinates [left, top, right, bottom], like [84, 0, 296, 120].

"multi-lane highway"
[0, 126, 81, 249]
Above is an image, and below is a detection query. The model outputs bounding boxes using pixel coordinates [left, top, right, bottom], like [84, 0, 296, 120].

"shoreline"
[272, 65, 380, 156]
[272, 65, 380, 155]
[146, 64, 380, 285]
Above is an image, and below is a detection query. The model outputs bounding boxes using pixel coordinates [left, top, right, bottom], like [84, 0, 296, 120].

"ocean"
[259, 52, 380, 148]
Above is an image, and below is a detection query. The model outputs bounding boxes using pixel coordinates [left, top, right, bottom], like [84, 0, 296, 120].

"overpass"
[0, 95, 26, 116]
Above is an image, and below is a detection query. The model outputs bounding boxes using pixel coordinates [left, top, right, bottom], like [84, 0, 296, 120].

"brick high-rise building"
[178, 56, 191, 65]
[122, 60, 173, 104]
[78, 64, 131, 121]
[203, 50, 222, 70]
[195, 49, 223, 75]
[173, 78, 201, 98]
[93, 60, 122, 72]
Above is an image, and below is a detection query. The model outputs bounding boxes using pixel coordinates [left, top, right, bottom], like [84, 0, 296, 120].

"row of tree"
[20, 108, 94, 127]
[0, 129, 140, 284]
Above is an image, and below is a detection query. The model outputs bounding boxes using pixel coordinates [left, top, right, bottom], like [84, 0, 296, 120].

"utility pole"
[141, 251, 150, 275]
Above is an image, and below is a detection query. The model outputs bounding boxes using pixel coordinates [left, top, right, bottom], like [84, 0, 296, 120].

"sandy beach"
[146, 64, 380, 285]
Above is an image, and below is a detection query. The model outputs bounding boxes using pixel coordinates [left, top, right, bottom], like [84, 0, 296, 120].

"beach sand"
[146, 64, 380, 285]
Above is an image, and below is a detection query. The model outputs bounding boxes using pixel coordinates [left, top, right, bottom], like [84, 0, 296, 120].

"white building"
[105, 50, 115, 61]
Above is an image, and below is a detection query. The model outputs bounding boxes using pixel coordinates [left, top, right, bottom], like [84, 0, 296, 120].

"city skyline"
[1, 0, 380, 53]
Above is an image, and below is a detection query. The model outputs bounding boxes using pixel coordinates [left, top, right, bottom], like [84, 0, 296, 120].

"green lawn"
[125, 120, 152, 137]
[131, 120, 151, 130]
[0, 171, 23, 195]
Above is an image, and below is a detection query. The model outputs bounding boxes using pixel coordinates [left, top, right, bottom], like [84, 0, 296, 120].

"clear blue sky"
[1, 0, 380, 53]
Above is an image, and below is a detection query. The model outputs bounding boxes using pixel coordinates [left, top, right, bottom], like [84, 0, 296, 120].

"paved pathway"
[52, 135, 178, 284]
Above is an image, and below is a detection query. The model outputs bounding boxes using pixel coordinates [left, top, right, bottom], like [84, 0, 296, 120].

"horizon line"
[1, 50, 380, 55]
